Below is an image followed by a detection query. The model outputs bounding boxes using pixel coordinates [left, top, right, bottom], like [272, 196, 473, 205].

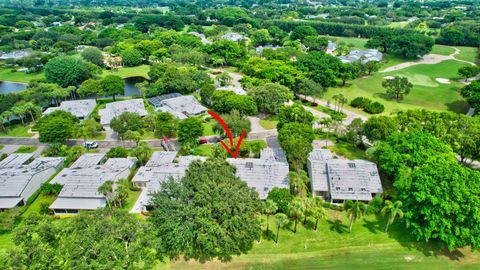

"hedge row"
[350, 97, 384, 114]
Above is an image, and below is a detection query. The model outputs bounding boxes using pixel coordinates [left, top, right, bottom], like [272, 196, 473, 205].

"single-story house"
[307, 149, 383, 204]
[220, 32, 248, 42]
[0, 154, 64, 209]
[148, 94, 207, 119]
[0, 50, 31, 60]
[49, 154, 137, 214]
[255, 45, 281, 54]
[338, 49, 383, 64]
[188, 32, 212, 45]
[43, 99, 96, 119]
[227, 148, 289, 200]
[131, 151, 205, 212]
[99, 99, 147, 125]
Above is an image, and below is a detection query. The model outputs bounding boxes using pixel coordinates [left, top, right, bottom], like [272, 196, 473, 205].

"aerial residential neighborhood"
[0, 0, 480, 269]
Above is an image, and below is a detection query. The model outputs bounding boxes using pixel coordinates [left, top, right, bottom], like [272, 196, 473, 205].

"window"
[348, 188, 353, 191]
[245, 162, 253, 169]
[335, 187, 340, 190]
[361, 188, 366, 191]
[264, 187, 269, 191]
[348, 163, 356, 169]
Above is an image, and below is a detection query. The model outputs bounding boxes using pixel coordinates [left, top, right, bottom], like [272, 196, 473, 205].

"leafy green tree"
[389, 33, 434, 58]
[131, 141, 153, 166]
[294, 77, 325, 100]
[267, 188, 292, 214]
[44, 56, 95, 87]
[205, 40, 246, 66]
[121, 48, 143, 67]
[250, 83, 291, 114]
[106, 147, 129, 158]
[382, 76, 413, 101]
[37, 110, 79, 143]
[274, 213, 289, 243]
[278, 123, 314, 171]
[11, 105, 27, 125]
[154, 112, 178, 138]
[101, 75, 124, 101]
[277, 104, 314, 130]
[211, 91, 258, 116]
[303, 36, 329, 51]
[311, 197, 327, 231]
[251, 29, 273, 46]
[363, 116, 398, 142]
[458, 66, 479, 81]
[296, 51, 342, 88]
[124, 130, 142, 147]
[98, 180, 115, 208]
[381, 200, 404, 232]
[344, 200, 366, 233]
[290, 25, 317, 41]
[78, 79, 103, 100]
[288, 198, 304, 233]
[178, 117, 203, 148]
[0, 207, 21, 233]
[461, 80, 480, 111]
[288, 171, 309, 198]
[150, 159, 261, 262]
[81, 47, 104, 66]
[53, 40, 75, 52]
[338, 63, 359, 86]
[213, 110, 251, 138]
[264, 199, 278, 234]
[110, 112, 145, 140]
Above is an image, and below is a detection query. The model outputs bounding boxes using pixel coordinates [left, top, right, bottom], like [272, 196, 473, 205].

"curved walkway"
[381, 47, 476, 73]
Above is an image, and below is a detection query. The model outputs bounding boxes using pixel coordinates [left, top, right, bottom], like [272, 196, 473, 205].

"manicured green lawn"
[22, 195, 56, 217]
[455, 46, 478, 63]
[122, 190, 142, 211]
[0, 233, 12, 252]
[324, 60, 471, 114]
[0, 145, 3, 150]
[170, 212, 480, 269]
[431, 45, 456, 56]
[327, 36, 368, 49]
[381, 54, 414, 69]
[191, 144, 213, 156]
[14, 146, 37, 153]
[0, 68, 44, 83]
[329, 141, 367, 160]
[389, 21, 409, 28]
[101, 65, 150, 79]
[203, 120, 216, 136]
[141, 130, 157, 140]
[259, 115, 278, 130]
[0, 124, 34, 137]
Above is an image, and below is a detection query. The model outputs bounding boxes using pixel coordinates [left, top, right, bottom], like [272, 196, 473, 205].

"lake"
[0, 76, 146, 96]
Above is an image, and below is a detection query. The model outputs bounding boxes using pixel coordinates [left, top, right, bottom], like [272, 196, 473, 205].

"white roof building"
[148, 94, 207, 119]
[43, 99, 96, 119]
[131, 151, 205, 212]
[49, 154, 137, 214]
[0, 154, 64, 209]
[326, 41, 337, 54]
[255, 45, 281, 54]
[0, 50, 31, 60]
[338, 49, 383, 64]
[220, 32, 248, 42]
[99, 99, 147, 125]
[227, 148, 289, 200]
[188, 32, 212, 44]
[307, 149, 383, 203]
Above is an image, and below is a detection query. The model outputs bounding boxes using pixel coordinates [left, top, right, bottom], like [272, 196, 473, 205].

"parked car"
[199, 137, 208, 144]
[84, 141, 98, 149]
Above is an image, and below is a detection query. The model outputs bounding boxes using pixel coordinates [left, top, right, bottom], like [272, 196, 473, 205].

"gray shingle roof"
[43, 99, 96, 118]
[99, 99, 148, 125]
[149, 94, 207, 119]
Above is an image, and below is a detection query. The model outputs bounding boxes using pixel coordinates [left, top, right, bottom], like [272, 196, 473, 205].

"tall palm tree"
[311, 198, 327, 231]
[332, 94, 340, 111]
[23, 102, 40, 124]
[0, 114, 5, 132]
[288, 199, 304, 233]
[288, 171, 308, 197]
[264, 199, 278, 234]
[1, 111, 13, 128]
[339, 95, 348, 113]
[12, 105, 27, 125]
[320, 118, 332, 147]
[302, 197, 314, 225]
[274, 213, 289, 244]
[381, 200, 404, 232]
[98, 180, 115, 208]
[344, 200, 366, 233]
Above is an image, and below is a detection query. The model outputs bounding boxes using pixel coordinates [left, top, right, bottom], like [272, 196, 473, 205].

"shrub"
[106, 147, 130, 158]
[350, 97, 371, 108]
[0, 153, 7, 161]
[40, 183, 64, 196]
[364, 101, 385, 114]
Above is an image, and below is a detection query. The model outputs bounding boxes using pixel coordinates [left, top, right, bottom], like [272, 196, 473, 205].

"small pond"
[0, 81, 27, 94]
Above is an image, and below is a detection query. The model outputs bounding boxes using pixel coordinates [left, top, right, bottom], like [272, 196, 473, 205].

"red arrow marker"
[208, 110, 245, 159]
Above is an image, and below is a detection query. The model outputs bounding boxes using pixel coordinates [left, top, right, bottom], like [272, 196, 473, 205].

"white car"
[84, 141, 98, 149]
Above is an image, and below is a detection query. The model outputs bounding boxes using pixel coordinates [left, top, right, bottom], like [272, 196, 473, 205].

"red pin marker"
[208, 110, 246, 159]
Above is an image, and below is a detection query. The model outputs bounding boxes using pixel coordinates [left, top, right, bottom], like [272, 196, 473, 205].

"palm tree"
[12, 105, 27, 125]
[344, 200, 366, 233]
[339, 94, 348, 113]
[212, 57, 226, 67]
[23, 102, 40, 124]
[98, 180, 115, 208]
[75, 122, 89, 144]
[381, 200, 404, 232]
[311, 197, 327, 231]
[264, 199, 278, 234]
[320, 118, 332, 147]
[0, 114, 5, 132]
[288, 171, 308, 197]
[274, 213, 289, 244]
[332, 94, 340, 111]
[1, 111, 13, 128]
[288, 199, 304, 233]
[302, 197, 314, 225]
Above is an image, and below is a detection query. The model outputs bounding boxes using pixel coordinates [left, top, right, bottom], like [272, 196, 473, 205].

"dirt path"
[381, 47, 475, 73]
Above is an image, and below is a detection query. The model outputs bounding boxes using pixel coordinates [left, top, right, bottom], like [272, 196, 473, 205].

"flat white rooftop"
[99, 99, 147, 125]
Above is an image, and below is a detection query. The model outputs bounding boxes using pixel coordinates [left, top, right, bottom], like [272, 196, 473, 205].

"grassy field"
[0, 68, 44, 83]
[327, 36, 368, 49]
[259, 115, 278, 130]
[192, 144, 214, 156]
[324, 60, 471, 114]
[101, 65, 150, 79]
[431, 45, 456, 56]
[169, 212, 480, 269]
[203, 120, 216, 136]
[329, 141, 367, 160]
[14, 145, 37, 153]
[455, 46, 478, 63]
[0, 124, 34, 137]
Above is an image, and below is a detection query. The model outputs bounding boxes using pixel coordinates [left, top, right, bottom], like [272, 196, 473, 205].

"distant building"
[326, 41, 337, 54]
[148, 94, 207, 119]
[188, 32, 212, 45]
[307, 149, 383, 204]
[43, 99, 96, 119]
[220, 32, 248, 42]
[49, 154, 137, 214]
[131, 151, 205, 212]
[0, 50, 31, 60]
[0, 154, 64, 209]
[255, 45, 281, 54]
[227, 148, 289, 200]
[99, 99, 147, 125]
[337, 49, 383, 64]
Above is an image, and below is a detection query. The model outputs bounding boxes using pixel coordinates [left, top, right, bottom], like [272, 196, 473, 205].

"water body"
[0, 76, 147, 96]
[0, 81, 27, 94]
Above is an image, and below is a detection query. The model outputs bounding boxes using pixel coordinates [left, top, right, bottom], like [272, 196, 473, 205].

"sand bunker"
[435, 78, 451, 84]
